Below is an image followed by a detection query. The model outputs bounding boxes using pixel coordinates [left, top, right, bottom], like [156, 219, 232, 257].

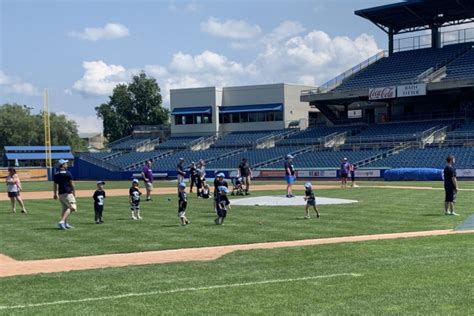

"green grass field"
[0, 182, 472, 314]
[0, 187, 470, 260]
[0, 234, 472, 315]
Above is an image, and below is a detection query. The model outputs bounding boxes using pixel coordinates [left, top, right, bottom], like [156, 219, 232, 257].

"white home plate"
[230, 195, 358, 206]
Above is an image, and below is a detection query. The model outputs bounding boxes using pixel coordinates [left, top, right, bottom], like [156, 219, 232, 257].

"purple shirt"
[142, 165, 153, 183]
[341, 162, 350, 174]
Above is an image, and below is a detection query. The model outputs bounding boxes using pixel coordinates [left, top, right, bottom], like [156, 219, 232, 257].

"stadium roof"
[355, 0, 474, 34]
[5, 152, 74, 160]
[4, 146, 72, 152]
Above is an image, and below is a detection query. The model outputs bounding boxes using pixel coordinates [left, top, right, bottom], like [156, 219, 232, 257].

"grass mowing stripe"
[0, 273, 362, 310]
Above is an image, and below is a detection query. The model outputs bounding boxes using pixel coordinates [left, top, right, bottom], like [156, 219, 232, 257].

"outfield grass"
[0, 187, 469, 260]
[0, 234, 472, 315]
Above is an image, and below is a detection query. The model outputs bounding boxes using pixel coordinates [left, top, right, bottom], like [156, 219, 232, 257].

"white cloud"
[60, 112, 102, 134]
[72, 25, 380, 103]
[68, 23, 129, 41]
[201, 17, 262, 39]
[263, 21, 306, 44]
[0, 70, 41, 96]
[72, 60, 128, 96]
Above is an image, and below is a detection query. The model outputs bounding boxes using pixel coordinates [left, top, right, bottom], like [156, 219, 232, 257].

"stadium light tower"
[43, 90, 52, 169]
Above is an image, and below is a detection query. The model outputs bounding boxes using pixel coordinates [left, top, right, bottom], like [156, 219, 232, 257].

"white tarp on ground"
[230, 195, 358, 206]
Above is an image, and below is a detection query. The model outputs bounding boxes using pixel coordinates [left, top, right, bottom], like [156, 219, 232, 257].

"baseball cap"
[132, 179, 139, 184]
[179, 157, 184, 161]
[217, 172, 225, 178]
[343, 157, 348, 161]
[304, 182, 312, 189]
[286, 154, 294, 159]
[178, 182, 186, 189]
[58, 159, 68, 165]
[218, 186, 229, 193]
[96, 180, 105, 185]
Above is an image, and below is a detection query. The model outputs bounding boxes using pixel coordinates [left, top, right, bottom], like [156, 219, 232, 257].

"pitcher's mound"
[231, 195, 358, 206]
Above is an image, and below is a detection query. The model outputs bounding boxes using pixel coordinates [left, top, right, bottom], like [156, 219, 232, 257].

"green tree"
[0, 103, 86, 152]
[96, 72, 169, 142]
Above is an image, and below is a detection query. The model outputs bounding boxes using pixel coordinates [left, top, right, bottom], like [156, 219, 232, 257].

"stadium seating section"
[444, 46, 474, 80]
[335, 43, 472, 92]
[82, 119, 474, 172]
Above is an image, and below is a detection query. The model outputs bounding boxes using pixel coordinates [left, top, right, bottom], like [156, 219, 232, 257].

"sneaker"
[21, 209, 27, 214]
[286, 194, 290, 198]
[219, 217, 225, 225]
[137, 215, 143, 220]
[317, 213, 320, 218]
[450, 212, 460, 216]
[214, 218, 219, 225]
[65, 223, 74, 229]
[12, 209, 16, 214]
[185, 219, 190, 225]
[245, 192, 250, 195]
[304, 216, 310, 219]
[96, 221, 101, 224]
[131, 215, 138, 220]
[58, 222, 67, 230]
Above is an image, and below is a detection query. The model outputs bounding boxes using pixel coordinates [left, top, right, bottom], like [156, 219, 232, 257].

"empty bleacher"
[444, 46, 474, 80]
[106, 150, 169, 169]
[263, 149, 381, 169]
[335, 43, 471, 92]
[156, 136, 204, 150]
[207, 146, 298, 169]
[276, 126, 354, 146]
[365, 147, 474, 169]
[346, 121, 446, 144]
[212, 130, 288, 148]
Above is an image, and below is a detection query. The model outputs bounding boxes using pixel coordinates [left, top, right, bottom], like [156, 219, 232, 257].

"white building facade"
[170, 83, 316, 136]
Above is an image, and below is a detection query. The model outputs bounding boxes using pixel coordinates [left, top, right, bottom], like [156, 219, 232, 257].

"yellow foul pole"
[43, 90, 52, 169]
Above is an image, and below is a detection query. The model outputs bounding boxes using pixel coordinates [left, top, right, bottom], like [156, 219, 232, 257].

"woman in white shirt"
[5, 167, 27, 213]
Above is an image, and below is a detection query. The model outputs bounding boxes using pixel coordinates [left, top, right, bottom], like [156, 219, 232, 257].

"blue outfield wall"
[70, 158, 136, 181]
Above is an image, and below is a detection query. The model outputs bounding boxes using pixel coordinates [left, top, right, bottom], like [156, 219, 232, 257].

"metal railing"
[77, 153, 121, 171]
[301, 51, 387, 96]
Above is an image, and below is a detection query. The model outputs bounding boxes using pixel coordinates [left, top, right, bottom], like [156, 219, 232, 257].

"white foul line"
[0, 273, 362, 310]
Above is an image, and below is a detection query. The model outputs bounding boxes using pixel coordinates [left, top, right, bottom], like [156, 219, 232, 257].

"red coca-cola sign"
[368, 86, 396, 100]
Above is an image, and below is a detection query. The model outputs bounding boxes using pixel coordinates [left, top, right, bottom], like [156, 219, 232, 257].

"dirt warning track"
[1, 229, 472, 278]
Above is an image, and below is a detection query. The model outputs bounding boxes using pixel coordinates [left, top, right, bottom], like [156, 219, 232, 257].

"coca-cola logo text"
[369, 86, 396, 100]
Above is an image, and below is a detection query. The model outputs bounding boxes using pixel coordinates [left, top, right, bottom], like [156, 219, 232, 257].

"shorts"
[242, 176, 251, 187]
[94, 205, 104, 212]
[178, 207, 186, 218]
[145, 182, 153, 191]
[59, 193, 77, 211]
[177, 174, 185, 183]
[341, 173, 348, 179]
[130, 203, 140, 211]
[445, 189, 456, 203]
[307, 200, 316, 207]
[7, 191, 19, 198]
[285, 175, 295, 185]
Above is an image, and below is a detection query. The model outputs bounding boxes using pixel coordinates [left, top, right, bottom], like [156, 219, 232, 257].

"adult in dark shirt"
[237, 158, 252, 195]
[443, 154, 459, 216]
[284, 154, 296, 198]
[189, 162, 197, 193]
[177, 158, 186, 185]
[53, 159, 76, 230]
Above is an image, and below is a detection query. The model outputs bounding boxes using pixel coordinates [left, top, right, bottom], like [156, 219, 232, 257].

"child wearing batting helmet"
[303, 182, 320, 219]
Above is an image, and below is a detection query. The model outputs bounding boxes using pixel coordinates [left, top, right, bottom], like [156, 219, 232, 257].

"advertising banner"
[259, 170, 286, 177]
[355, 169, 381, 178]
[397, 83, 427, 98]
[456, 169, 474, 178]
[0, 168, 48, 181]
[297, 170, 337, 178]
[368, 86, 396, 100]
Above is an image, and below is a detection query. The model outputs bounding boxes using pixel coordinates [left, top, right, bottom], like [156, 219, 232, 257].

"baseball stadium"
[1, 0, 474, 314]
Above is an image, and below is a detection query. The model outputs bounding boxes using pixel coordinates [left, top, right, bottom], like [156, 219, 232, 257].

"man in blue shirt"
[53, 159, 76, 230]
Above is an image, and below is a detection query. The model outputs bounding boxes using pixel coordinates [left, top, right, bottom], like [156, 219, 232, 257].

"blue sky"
[1, 0, 395, 133]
